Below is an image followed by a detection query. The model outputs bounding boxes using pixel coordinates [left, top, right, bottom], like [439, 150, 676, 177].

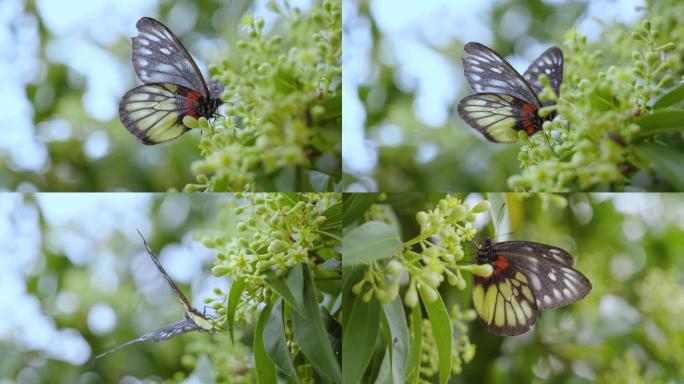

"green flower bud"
[469, 200, 490, 214]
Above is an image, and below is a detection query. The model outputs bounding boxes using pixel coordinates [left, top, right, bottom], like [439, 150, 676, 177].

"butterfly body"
[119, 17, 224, 145]
[458, 42, 563, 143]
[472, 238, 591, 336]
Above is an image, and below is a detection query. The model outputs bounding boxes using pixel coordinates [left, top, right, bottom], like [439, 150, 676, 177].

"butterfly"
[471, 238, 591, 336]
[96, 230, 215, 359]
[457, 42, 563, 143]
[119, 17, 224, 145]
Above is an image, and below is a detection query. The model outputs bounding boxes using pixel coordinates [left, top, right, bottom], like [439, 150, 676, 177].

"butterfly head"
[476, 237, 495, 264]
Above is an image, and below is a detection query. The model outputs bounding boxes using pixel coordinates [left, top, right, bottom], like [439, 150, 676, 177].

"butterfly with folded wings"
[457, 42, 563, 143]
[471, 238, 591, 336]
[96, 231, 216, 359]
[119, 17, 224, 145]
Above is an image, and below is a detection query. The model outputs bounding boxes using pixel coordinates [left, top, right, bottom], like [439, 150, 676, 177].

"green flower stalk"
[186, 0, 341, 192]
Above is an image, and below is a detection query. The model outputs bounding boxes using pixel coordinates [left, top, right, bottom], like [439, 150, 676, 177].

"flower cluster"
[352, 195, 492, 306]
[509, 0, 682, 191]
[199, 193, 341, 324]
[186, 0, 341, 192]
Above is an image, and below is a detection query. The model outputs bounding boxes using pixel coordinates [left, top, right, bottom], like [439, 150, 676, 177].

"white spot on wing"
[160, 47, 172, 55]
[530, 274, 541, 290]
[548, 272, 557, 281]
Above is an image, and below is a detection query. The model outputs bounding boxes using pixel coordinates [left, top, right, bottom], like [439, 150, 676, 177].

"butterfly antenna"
[494, 202, 506, 236]
[541, 131, 558, 158]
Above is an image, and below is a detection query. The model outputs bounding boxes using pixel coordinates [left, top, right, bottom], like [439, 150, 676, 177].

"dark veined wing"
[462, 42, 540, 107]
[493, 241, 592, 310]
[137, 230, 196, 314]
[472, 263, 538, 336]
[457, 93, 541, 143]
[132, 17, 209, 98]
[96, 319, 199, 359]
[119, 83, 200, 145]
[523, 47, 564, 103]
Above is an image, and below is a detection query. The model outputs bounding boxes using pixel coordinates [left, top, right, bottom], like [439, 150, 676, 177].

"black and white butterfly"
[96, 230, 216, 359]
[471, 238, 591, 336]
[457, 42, 563, 143]
[119, 17, 224, 145]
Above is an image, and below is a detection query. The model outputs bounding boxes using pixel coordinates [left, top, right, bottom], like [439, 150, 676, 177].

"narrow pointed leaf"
[634, 109, 684, 140]
[342, 295, 380, 384]
[227, 277, 245, 342]
[292, 265, 341, 383]
[255, 303, 277, 384]
[381, 295, 410, 383]
[264, 299, 300, 383]
[653, 83, 684, 109]
[419, 292, 452, 384]
[405, 304, 422, 383]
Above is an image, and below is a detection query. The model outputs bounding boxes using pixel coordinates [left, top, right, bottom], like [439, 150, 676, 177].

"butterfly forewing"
[457, 93, 542, 143]
[119, 83, 197, 144]
[137, 230, 196, 314]
[523, 47, 564, 104]
[495, 244, 591, 310]
[96, 319, 199, 359]
[462, 42, 541, 107]
[132, 17, 209, 97]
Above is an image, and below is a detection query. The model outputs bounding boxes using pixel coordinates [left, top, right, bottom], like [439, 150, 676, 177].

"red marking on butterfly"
[185, 90, 201, 117]
[491, 255, 510, 277]
[521, 103, 538, 135]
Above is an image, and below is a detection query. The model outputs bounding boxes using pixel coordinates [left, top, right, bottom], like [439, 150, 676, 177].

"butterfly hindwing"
[472, 261, 538, 336]
[119, 83, 200, 145]
[132, 17, 209, 97]
[462, 42, 541, 107]
[523, 47, 564, 104]
[457, 93, 542, 143]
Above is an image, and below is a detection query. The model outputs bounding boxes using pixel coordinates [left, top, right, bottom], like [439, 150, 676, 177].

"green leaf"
[342, 193, 378, 227]
[264, 265, 308, 318]
[419, 291, 452, 384]
[342, 295, 380, 384]
[342, 221, 402, 266]
[292, 265, 341, 383]
[255, 303, 277, 384]
[381, 295, 410, 383]
[373, 349, 393, 384]
[653, 83, 684, 109]
[634, 109, 684, 140]
[341, 265, 365, 326]
[226, 277, 245, 342]
[321, 200, 343, 231]
[405, 304, 422, 383]
[264, 299, 300, 383]
[310, 170, 333, 192]
[633, 143, 684, 190]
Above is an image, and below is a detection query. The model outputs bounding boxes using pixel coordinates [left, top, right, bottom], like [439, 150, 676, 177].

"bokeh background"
[342, 0, 644, 192]
[381, 192, 684, 382]
[0, 193, 232, 382]
[0, 0, 312, 191]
